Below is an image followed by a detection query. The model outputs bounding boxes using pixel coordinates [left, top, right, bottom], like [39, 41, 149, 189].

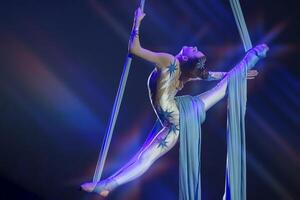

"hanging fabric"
[175, 95, 206, 200]
[225, 0, 253, 199]
[93, 0, 146, 183]
[91, 1, 254, 200]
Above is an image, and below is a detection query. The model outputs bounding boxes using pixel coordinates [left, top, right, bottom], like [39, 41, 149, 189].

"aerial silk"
[175, 96, 206, 200]
[176, 59, 251, 200]
[92, 0, 146, 183]
[229, 0, 253, 51]
[223, 62, 248, 200]
[225, 0, 253, 199]
[92, 0, 253, 199]
[174, 0, 253, 199]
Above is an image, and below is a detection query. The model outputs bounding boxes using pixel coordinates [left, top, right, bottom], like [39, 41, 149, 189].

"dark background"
[0, 0, 299, 199]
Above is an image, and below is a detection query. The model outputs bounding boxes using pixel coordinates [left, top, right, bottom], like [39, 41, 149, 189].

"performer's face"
[180, 46, 205, 60]
[178, 46, 208, 84]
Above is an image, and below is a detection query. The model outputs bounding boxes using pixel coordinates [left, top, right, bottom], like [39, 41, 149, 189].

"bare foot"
[81, 182, 111, 197]
[99, 190, 110, 197]
[255, 44, 269, 58]
[81, 178, 117, 197]
[80, 182, 97, 192]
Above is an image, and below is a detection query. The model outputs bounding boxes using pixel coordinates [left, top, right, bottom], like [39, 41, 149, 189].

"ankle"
[107, 177, 119, 191]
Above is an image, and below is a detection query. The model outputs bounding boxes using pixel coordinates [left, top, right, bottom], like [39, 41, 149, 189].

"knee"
[167, 132, 179, 146]
[137, 150, 156, 167]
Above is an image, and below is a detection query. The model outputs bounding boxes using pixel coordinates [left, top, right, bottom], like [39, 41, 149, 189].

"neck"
[175, 54, 184, 63]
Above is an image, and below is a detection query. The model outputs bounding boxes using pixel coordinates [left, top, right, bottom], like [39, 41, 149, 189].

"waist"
[153, 99, 179, 127]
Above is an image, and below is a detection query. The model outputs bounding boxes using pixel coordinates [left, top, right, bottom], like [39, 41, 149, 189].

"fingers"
[246, 76, 255, 80]
[247, 70, 258, 76]
[247, 70, 259, 80]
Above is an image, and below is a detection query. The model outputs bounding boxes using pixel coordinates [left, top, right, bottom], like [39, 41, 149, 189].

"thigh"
[197, 77, 228, 111]
[138, 126, 179, 163]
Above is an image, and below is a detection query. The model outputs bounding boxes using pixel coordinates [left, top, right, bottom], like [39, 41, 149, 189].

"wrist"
[133, 26, 139, 32]
[133, 22, 141, 33]
[134, 23, 141, 30]
[134, 17, 143, 25]
[130, 28, 139, 40]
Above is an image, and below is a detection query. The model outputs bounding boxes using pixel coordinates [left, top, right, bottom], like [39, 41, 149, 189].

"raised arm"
[128, 8, 173, 68]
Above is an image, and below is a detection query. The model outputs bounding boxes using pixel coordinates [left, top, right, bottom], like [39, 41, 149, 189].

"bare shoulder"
[155, 52, 178, 69]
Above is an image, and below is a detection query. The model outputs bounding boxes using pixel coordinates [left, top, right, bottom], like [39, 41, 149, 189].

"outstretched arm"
[187, 70, 258, 82]
[206, 71, 227, 81]
[207, 70, 258, 80]
[128, 8, 173, 68]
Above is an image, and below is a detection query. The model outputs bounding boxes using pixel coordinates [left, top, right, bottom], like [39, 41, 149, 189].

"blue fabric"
[175, 61, 249, 200]
[92, 0, 147, 183]
[175, 95, 206, 200]
[222, 58, 252, 200]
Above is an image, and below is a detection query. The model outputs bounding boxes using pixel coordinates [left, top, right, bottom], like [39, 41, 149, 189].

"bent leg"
[198, 44, 268, 111]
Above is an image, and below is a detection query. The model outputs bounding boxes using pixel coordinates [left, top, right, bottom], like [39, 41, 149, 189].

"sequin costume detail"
[148, 57, 180, 146]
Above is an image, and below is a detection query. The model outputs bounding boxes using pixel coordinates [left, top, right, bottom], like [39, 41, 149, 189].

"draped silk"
[176, 62, 248, 200]
[175, 95, 206, 200]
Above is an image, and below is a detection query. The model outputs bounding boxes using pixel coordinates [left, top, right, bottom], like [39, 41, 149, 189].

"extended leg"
[109, 126, 178, 186]
[198, 44, 269, 111]
[81, 126, 179, 196]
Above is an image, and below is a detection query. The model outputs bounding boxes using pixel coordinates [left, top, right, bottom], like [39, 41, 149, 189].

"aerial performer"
[81, 5, 269, 200]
